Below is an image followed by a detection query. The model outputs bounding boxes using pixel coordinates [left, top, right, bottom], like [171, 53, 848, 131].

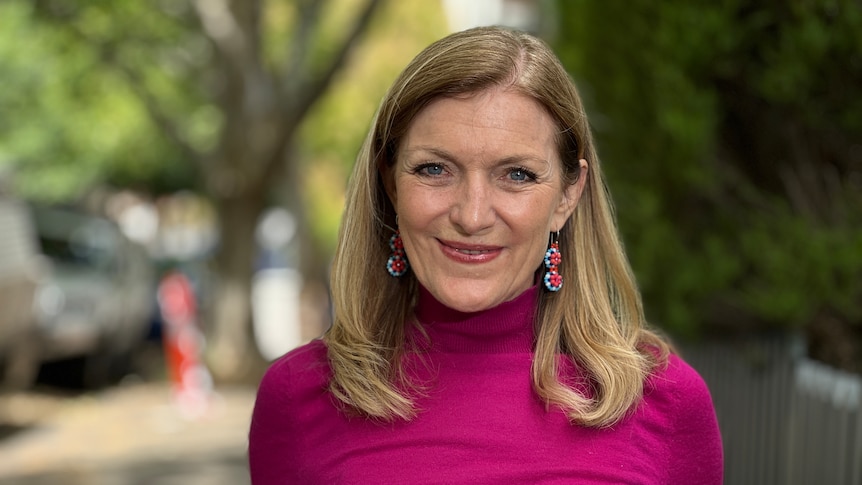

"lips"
[438, 239, 502, 263]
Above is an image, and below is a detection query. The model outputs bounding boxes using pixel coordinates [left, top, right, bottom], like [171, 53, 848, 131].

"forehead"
[400, 87, 560, 161]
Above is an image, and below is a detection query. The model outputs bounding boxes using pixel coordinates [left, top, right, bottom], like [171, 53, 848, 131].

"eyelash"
[411, 163, 538, 183]
[508, 166, 538, 182]
[414, 163, 446, 177]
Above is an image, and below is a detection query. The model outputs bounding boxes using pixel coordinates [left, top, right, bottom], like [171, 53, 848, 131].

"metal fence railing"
[681, 334, 862, 485]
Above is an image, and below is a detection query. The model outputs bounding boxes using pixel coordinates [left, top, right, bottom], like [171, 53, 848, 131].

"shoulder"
[250, 341, 330, 435]
[263, 339, 329, 383]
[647, 353, 710, 399]
[644, 352, 718, 429]
[644, 352, 723, 484]
[249, 340, 331, 483]
[254, 339, 330, 407]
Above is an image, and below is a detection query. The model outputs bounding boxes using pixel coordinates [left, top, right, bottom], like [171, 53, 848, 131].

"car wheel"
[1, 336, 40, 390]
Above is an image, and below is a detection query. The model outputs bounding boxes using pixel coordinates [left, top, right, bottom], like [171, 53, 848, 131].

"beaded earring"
[386, 230, 409, 277]
[543, 232, 562, 292]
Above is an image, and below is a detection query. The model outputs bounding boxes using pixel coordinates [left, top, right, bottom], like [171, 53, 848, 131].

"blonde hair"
[325, 26, 668, 427]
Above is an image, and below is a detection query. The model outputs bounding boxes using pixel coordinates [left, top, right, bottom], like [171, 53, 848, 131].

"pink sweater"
[249, 286, 723, 484]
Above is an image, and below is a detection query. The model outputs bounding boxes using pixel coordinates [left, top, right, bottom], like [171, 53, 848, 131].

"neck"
[413, 286, 539, 354]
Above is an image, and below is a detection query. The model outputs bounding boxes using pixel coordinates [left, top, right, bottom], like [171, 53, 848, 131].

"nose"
[449, 174, 495, 235]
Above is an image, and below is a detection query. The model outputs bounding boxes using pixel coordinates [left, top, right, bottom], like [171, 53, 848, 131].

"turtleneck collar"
[412, 285, 539, 354]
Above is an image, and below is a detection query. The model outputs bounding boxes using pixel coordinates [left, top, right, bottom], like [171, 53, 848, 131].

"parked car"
[30, 205, 156, 387]
[0, 196, 43, 389]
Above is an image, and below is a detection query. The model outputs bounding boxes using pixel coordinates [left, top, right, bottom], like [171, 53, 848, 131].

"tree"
[0, 0, 449, 383]
[0, 3, 196, 197]
[182, 0, 386, 382]
[554, 0, 862, 368]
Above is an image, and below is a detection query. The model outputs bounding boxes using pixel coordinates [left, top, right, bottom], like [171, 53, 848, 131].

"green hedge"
[554, 0, 862, 337]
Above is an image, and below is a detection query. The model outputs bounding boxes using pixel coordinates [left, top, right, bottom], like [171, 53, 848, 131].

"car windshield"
[33, 208, 117, 268]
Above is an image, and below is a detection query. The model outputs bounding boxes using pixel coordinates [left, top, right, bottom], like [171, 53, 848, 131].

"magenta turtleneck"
[248, 286, 723, 484]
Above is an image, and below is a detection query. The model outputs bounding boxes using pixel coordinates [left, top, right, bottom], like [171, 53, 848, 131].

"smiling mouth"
[438, 240, 502, 263]
[454, 248, 494, 255]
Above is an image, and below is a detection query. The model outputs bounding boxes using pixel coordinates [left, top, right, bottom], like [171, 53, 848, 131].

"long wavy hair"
[325, 26, 668, 428]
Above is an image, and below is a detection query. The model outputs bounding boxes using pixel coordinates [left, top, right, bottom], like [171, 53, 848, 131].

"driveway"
[0, 381, 255, 485]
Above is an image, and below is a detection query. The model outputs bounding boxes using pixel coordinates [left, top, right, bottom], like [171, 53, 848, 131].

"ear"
[551, 159, 589, 231]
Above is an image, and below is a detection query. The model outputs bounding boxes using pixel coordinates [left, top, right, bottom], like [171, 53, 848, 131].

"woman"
[249, 26, 722, 484]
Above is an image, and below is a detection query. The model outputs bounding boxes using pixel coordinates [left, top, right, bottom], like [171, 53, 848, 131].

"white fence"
[682, 334, 862, 485]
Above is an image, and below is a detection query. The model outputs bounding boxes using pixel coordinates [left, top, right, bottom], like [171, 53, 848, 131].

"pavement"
[0, 380, 256, 485]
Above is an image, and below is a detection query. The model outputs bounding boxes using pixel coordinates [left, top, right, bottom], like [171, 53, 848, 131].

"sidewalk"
[0, 381, 256, 485]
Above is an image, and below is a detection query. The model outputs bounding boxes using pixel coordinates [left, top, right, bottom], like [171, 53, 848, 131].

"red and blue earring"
[387, 230, 409, 277]
[543, 232, 562, 292]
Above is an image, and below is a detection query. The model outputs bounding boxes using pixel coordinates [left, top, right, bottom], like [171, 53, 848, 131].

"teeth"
[456, 249, 487, 255]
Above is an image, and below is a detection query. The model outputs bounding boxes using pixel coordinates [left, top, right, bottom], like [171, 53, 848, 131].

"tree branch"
[284, 0, 329, 86]
[282, 0, 384, 129]
[191, 0, 272, 115]
[191, 0, 255, 75]
[249, 0, 384, 192]
[109, 57, 203, 164]
[55, 21, 202, 165]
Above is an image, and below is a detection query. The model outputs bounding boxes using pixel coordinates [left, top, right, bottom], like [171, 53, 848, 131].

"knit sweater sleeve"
[664, 354, 724, 484]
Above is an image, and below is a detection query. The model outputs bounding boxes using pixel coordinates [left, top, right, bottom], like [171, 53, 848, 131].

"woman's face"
[385, 86, 587, 312]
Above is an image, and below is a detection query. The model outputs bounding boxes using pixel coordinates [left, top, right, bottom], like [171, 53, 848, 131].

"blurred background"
[0, 0, 859, 483]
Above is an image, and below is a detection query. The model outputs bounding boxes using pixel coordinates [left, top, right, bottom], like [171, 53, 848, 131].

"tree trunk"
[206, 190, 268, 383]
[278, 146, 333, 342]
[297, 228, 332, 341]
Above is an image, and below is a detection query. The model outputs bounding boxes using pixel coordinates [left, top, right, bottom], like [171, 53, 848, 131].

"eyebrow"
[402, 145, 550, 167]
[401, 146, 457, 163]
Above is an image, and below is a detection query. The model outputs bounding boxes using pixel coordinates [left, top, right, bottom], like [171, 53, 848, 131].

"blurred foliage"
[0, 0, 446, 252]
[555, 0, 862, 338]
[0, 2, 198, 198]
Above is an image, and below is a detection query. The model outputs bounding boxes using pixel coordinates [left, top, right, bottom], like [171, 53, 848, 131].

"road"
[0, 380, 255, 485]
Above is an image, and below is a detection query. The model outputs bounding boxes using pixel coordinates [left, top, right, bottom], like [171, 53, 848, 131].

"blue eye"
[421, 164, 444, 176]
[509, 168, 535, 182]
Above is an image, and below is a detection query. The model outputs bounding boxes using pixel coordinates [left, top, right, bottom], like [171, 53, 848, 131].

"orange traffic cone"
[157, 271, 212, 418]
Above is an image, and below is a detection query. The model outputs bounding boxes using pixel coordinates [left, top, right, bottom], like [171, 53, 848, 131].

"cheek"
[395, 181, 445, 220]
[512, 200, 564, 253]
[506, 193, 561, 227]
